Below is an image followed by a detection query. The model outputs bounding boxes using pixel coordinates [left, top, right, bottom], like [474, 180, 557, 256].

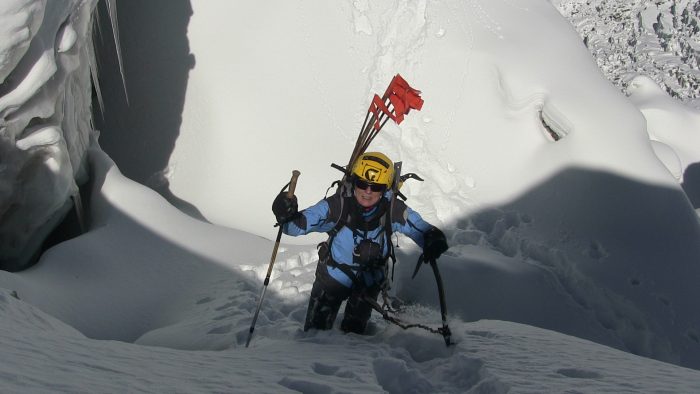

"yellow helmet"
[351, 152, 394, 187]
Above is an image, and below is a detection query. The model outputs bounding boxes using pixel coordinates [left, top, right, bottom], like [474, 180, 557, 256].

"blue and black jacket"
[282, 191, 434, 288]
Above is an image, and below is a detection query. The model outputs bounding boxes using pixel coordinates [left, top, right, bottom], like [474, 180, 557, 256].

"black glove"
[423, 226, 448, 260]
[272, 192, 298, 224]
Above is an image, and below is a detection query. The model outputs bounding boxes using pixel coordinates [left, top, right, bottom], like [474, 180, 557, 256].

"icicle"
[88, 26, 105, 116]
[105, 0, 129, 105]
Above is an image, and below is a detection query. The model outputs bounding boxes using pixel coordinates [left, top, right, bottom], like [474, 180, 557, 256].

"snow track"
[4, 282, 700, 393]
[1, 148, 700, 392]
[3, 0, 700, 391]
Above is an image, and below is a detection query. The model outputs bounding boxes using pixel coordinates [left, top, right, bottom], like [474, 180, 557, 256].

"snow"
[556, 0, 700, 110]
[3, 151, 700, 392]
[2, 0, 700, 392]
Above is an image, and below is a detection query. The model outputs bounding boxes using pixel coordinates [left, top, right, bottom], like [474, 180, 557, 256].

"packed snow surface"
[3, 148, 700, 393]
[1, 0, 700, 392]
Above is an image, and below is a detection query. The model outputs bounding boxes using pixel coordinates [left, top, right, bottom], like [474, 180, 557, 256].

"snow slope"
[2, 148, 700, 393]
[1, 0, 700, 392]
[163, 0, 700, 369]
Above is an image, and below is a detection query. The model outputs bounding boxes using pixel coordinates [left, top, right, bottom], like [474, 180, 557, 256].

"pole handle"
[287, 170, 301, 198]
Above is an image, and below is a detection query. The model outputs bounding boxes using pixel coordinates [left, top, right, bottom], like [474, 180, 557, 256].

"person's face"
[353, 178, 385, 208]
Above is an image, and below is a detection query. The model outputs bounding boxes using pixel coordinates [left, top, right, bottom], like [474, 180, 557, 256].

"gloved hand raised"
[272, 192, 298, 224]
[423, 226, 448, 260]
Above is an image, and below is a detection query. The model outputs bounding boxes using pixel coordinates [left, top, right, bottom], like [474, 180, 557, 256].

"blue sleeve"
[282, 198, 336, 236]
[392, 204, 433, 248]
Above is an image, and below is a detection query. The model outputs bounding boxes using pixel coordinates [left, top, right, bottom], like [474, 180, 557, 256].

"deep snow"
[1, 0, 700, 392]
[3, 148, 700, 393]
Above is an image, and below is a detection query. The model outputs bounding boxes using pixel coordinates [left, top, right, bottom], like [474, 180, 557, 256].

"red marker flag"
[387, 74, 424, 123]
[367, 74, 423, 129]
[369, 94, 394, 130]
[349, 74, 424, 169]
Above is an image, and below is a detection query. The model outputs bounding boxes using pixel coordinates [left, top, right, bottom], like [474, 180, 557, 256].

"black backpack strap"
[320, 192, 397, 289]
[385, 196, 409, 280]
[325, 258, 364, 288]
[325, 193, 351, 241]
[318, 194, 363, 287]
[383, 201, 397, 285]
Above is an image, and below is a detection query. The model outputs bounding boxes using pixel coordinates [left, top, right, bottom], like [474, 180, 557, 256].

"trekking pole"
[245, 170, 300, 348]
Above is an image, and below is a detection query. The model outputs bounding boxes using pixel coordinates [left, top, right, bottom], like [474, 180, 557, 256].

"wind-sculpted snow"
[96, 0, 700, 370]
[2, 153, 700, 392]
[626, 75, 700, 208]
[2, 0, 700, 391]
[554, 1, 700, 192]
[0, 0, 96, 270]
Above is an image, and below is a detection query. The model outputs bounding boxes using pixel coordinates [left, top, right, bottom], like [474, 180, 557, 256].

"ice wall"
[0, 0, 97, 270]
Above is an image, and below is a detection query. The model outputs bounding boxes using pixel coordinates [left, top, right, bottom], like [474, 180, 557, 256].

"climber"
[272, 152, 448, 334]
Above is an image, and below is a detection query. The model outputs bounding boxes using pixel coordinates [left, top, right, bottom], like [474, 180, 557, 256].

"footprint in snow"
[556, 368, 602, 379]
[278, 376, 333, 394]
[208, 324, 232, 335]
[215, 301, 236, 311]
[312, 362, 359, 379]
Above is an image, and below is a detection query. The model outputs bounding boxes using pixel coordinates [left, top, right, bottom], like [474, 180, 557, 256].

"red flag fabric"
[369, 94, 395, 130]
[388, 94, 406, 124]
[389, 74, 423, 117]
[367, 74, 423, 128]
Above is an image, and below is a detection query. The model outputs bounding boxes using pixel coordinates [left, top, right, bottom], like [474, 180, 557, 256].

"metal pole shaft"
[429, 259, 451, 347]
[245, 170, 300, 348]
[245, 227, 283, 347]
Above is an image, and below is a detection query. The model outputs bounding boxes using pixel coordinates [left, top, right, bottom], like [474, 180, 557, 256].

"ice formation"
[0, 0, 97, 270]
[555, 0, 700, 109]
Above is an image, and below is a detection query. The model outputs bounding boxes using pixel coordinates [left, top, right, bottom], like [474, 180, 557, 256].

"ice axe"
[412, 253, 452, 346]
[245, 170, 300, 348]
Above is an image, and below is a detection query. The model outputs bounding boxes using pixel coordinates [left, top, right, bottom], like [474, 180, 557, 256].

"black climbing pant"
[304, 263, 380, 334]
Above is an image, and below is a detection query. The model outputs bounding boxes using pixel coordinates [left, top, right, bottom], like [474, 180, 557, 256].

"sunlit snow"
[2, 0, 700, 392]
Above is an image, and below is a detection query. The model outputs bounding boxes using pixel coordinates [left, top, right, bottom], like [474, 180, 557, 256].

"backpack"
[318, 162, 421, 288]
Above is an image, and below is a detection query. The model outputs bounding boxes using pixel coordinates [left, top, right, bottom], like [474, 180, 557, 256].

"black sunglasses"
[354, 178, 387, 192]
